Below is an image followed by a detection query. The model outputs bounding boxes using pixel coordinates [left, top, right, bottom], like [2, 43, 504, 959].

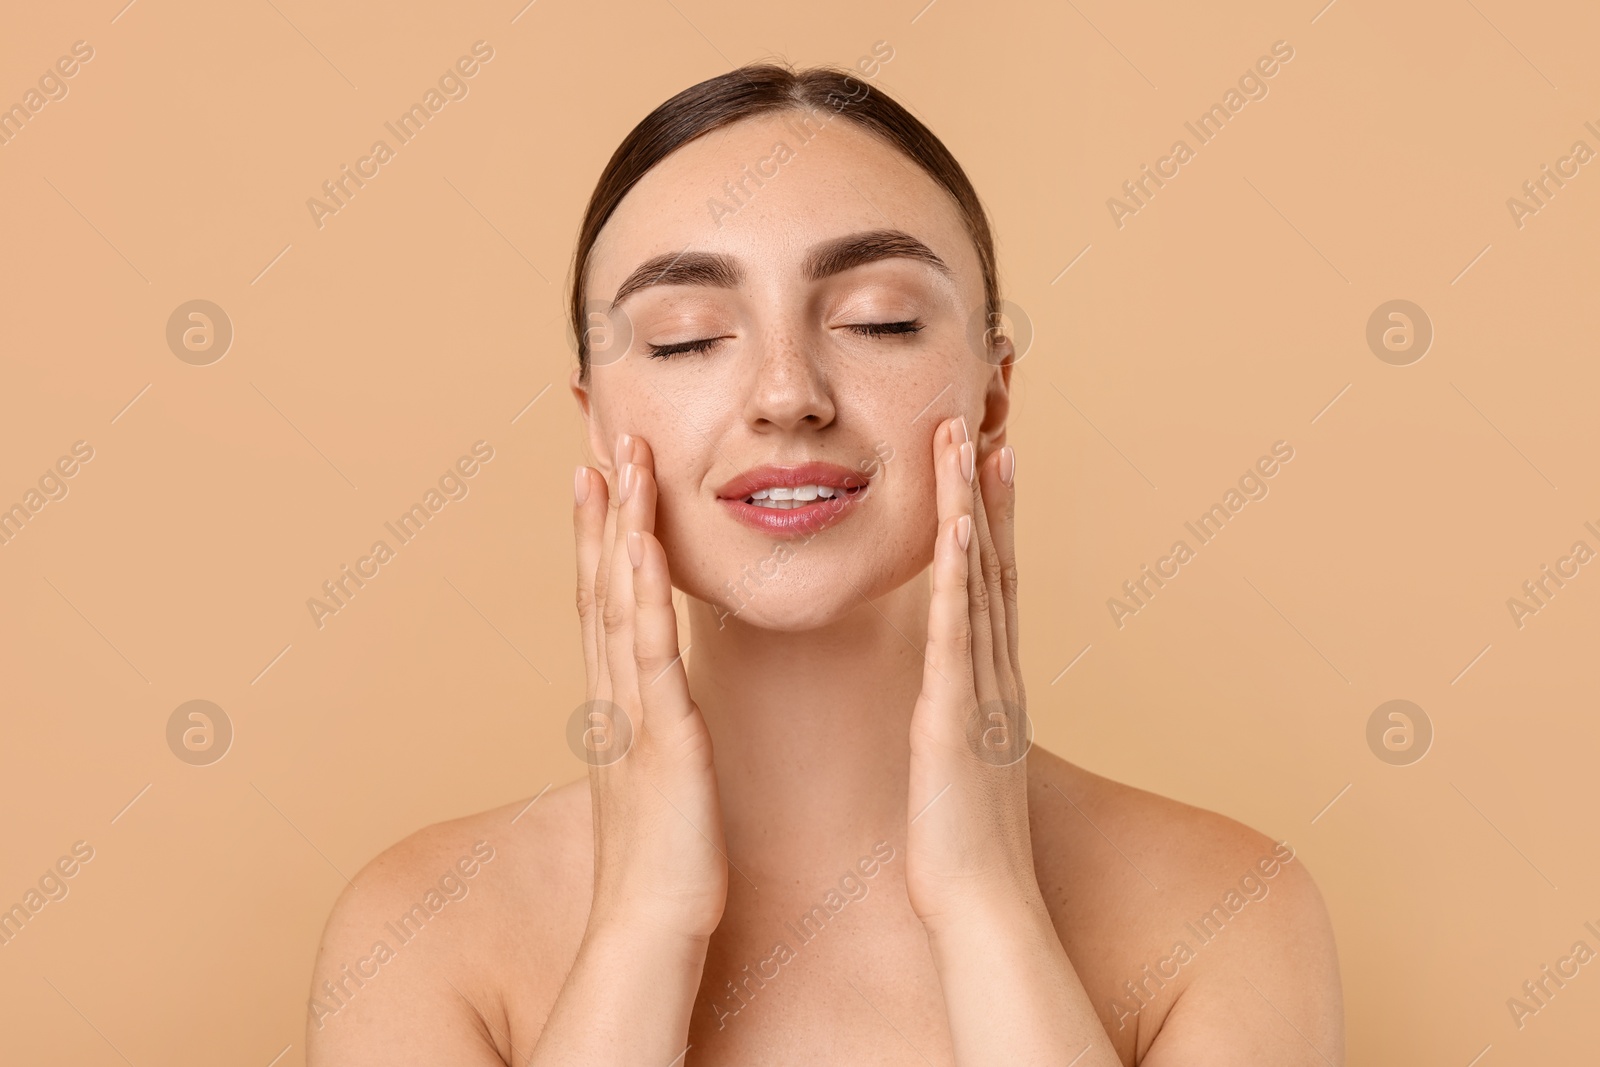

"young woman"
[307, 64, 1343, 1065]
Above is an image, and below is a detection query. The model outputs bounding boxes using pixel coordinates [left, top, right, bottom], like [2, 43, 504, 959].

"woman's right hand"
[573, 432, 729, 943]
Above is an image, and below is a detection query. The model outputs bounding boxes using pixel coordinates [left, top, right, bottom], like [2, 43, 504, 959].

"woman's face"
[574, 110, 1011, 630]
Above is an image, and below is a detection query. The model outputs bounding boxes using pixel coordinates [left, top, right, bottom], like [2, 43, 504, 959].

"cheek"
[594, 381, 696, 490]
[651, 469, 696, 551]
[881, 457, 942, 582]
[644, 441, 704, 557]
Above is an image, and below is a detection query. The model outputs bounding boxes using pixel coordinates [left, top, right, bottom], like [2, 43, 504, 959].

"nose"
[741, 327, 836, 433]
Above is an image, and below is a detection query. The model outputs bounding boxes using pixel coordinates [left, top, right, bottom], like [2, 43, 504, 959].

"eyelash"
[645, 320, 925, 359]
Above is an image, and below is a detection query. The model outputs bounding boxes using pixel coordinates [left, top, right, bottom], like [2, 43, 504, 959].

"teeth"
[742, 483, 855, 509]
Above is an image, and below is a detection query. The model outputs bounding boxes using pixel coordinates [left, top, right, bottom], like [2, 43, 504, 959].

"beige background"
[2, 0, 1597, 1063]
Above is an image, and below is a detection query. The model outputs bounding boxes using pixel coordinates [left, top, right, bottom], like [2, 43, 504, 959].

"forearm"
[925, 894, 1121, 1067]
[527, 919, 707, 1066]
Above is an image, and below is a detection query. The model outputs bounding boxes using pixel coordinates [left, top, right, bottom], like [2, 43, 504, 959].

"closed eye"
[645, 336, 731, 359]
[645, 321, 925, 360]
[847, 320, 924, 338]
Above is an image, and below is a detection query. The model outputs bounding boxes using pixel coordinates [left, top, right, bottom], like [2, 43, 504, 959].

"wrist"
[582, 910, 713, 963]
[920, 883, 1055, 949]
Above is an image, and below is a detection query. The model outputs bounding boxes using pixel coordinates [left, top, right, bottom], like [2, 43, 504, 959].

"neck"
[684, 570, 931, 872]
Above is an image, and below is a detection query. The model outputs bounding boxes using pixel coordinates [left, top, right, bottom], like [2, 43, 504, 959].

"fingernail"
[955, 416, 971, 444]
[573, 466, 590, 506]
[620, 463, 636, 503]
[614, 432, 632, 469]
[956, 514, 972, 551]
[627, 530, 643, 568]
[999, 446, 1016, 487]
[960, 441, 975, 484]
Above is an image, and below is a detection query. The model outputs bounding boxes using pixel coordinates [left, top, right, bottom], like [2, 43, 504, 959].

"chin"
[710, 595, 859, 633]
[672, 531, 934, 633]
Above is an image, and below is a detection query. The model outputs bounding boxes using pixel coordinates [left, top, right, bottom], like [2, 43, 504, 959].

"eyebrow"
[609, 229, 952, 308]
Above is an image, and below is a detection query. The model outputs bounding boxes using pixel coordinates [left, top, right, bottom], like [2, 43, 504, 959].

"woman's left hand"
[905, 418, 1123, 1066]
[904, 415, 1040, 930]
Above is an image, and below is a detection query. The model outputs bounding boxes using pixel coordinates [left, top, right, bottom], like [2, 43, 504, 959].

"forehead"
[585, 111, 982, 302]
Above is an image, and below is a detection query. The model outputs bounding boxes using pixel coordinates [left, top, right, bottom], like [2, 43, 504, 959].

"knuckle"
[634, 647, 670, 681]
[630, 625, 660, 664]
[947, 619, 974, 658]
[601, 596, 628, 636]
[1000, 562, 1020, 588]
[575, 583, 595, 620]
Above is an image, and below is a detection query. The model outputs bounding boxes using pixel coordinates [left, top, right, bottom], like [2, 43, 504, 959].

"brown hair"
[569, 62, 1000, 380]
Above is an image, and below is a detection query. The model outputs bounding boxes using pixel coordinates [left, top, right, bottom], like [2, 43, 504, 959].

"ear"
[570, 366, 614, 475]
[975, 335, 1014, 455]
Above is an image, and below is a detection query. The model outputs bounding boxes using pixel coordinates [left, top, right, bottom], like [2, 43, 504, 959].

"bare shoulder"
[305, 779, 594, 1067]
[1027, 747, 1343, 1065]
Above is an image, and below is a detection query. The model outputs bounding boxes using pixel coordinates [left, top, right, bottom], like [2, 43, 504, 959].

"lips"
[714, 462, 872, 536]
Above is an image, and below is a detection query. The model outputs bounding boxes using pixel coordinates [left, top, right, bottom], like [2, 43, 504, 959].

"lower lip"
[718, 488, 868, 536]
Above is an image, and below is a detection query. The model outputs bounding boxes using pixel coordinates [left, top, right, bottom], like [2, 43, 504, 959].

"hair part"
[570, 62, 1000, 381]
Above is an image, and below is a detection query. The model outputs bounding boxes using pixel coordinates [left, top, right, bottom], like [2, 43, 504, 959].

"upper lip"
[714, 462, 870, 500]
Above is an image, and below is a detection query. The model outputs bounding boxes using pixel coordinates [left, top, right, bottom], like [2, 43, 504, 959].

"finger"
[626, 435, 659, 535]
[601, 454, 650, 709]
[602, 435, 665, 714]
[919, 511, 977, 723]
[573, 465, 609, 699]
[592, 433, 634, 701]
[943, 419, 998, 706]
[629, 528, 694, 730]
[968, 450, 1007, 687]
[979, 445, 1021, 685]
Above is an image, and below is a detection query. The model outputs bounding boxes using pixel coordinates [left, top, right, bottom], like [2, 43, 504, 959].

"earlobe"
[569, 366, 590, 416]
[977, 361, 1011, 453]
[570, 368, 611, 473]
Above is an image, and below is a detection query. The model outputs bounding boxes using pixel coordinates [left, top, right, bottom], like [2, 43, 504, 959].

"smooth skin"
[307, 111, 1342, 1066]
